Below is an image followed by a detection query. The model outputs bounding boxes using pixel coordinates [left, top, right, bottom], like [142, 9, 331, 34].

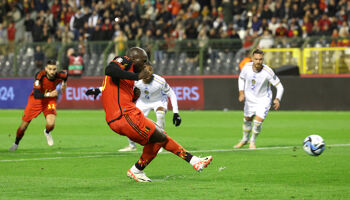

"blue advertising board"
[0, 79, 33, 109]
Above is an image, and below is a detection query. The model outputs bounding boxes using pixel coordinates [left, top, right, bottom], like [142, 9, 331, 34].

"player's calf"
[234, 119, 252, 148]
[155, 110, 165, 129]
[249, 120, 262, 149]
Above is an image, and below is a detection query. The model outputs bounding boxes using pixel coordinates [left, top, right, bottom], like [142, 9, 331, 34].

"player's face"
[252, 53, 264, 71]
[143, 65, 154, 84]
[133, 54, 148, 73]
[45, 64, 57, 79]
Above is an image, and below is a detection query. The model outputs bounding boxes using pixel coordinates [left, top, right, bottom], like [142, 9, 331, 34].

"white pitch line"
[0, 154, 127, 162]
[1, 143, 349, 162]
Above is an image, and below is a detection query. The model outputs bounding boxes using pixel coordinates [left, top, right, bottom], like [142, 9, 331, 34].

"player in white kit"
[118, 64, 182, 152]
[234, 49, 284, 149]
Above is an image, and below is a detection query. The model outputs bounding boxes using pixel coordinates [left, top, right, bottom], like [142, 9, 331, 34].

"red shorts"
[22, 95, 57, 122]
[108, 109, 156, 145]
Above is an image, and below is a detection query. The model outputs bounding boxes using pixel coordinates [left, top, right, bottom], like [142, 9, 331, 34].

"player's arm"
[163, 82, 181, 126]
[238, 76, 245, 102]
[269, 73, 284, 110]
[105, 57, 150, 80]
[32, 71, 57, 99]
[273, 82, 284, 110]
[61, 81, 67, 92]
[33, 89, 58, 99]
[132, 87, 140, 102]
[57, 70, 68, 92]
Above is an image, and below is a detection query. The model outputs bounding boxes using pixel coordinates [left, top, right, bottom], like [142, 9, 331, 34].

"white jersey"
[134, 74, 179, 115]
[239, 62, 281, 105]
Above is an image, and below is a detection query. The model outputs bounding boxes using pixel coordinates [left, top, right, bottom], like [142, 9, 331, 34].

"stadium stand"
[0, 0, 350, 77]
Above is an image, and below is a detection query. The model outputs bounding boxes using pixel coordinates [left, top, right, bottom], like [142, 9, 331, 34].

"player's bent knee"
[148, 126, 167, 143]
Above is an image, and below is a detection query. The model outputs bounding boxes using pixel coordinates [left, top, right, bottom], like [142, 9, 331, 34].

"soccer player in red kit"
[9, 59, 68, 151]
[100, 47, 212, 182]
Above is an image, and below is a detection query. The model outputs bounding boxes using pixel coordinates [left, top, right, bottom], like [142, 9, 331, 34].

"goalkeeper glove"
[85, 88, 101, 100]
[173, 113, 181, 127]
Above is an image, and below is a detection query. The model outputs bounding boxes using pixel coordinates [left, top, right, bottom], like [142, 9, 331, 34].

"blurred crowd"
[0, 0, 350, 55]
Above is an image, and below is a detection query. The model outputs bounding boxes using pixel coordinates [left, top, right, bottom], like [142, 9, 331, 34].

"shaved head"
[126, 47, 148, 73]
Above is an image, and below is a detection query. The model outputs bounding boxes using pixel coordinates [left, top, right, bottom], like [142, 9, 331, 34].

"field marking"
[0, 154, 127, 162]
[1, 143, 349, 163]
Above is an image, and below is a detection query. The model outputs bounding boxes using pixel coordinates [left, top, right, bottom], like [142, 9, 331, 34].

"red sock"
[135, 142, 163, 170]
[45, 124, 54, 133]
[135, 134, 193, 171]
[163, 135, 193, 163]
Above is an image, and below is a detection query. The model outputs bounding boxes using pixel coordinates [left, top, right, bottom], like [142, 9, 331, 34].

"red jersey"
[31, 70, 67, 100]
[102, 57, 139, 124]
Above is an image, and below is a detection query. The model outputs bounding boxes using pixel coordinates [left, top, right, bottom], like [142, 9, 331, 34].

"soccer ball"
[303, 135, 325, 156]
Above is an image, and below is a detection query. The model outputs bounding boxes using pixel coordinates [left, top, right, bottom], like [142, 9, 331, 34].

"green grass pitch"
[1, 110, 350, 199]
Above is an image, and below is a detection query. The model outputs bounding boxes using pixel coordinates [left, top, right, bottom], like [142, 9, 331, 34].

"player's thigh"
[153, 101, 168, 112]
[43, 100, 57, 118]
[255, 104, 271, 121]
[22, 98, 43, 122]
[243, 103, 256, 118]
[109, 112, 156, 146]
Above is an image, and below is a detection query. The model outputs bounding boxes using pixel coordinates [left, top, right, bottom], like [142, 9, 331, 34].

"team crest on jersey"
[252, 79, 256, 85]
[145, 90, 149, 95]
[273, 75, 277, 80]
[34, 80, 40, 86]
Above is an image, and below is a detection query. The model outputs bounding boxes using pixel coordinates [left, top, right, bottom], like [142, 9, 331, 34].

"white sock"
[250, 120, 262, 143]
[156, 110, 165, 129]
[131, 165, 142, 173]
[189, 156, 200, 165]
[128, 139, 136, 148]
[242, 119, 252, 142]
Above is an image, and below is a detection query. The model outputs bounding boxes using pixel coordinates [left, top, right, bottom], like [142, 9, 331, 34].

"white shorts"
[136, 100, 168, 116]
[244, 102, 271, 119]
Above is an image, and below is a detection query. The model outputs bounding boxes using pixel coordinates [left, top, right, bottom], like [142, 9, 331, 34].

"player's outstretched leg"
[162, 135, 213, 172]
[127, 132, 213, 182]
[234, 119, 252, 148]
[9, 121, 29, 151]
[119, 138, 137, 152]
[249, 120, 262, 149]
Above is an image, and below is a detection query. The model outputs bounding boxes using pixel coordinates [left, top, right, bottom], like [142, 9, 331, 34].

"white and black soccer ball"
[303, 135, 325, 156]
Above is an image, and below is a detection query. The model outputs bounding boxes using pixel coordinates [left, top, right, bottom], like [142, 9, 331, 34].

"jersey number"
[48, 104, 56, 110]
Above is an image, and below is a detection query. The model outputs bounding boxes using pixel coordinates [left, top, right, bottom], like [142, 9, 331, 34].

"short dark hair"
[252, 49, 264, 56]
[47, 59, 57, 65]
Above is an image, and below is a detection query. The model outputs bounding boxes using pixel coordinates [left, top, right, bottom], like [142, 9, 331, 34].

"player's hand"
[133, 87, 140, 102]
[273, 98, 280, 110]
[138, 68, 151, 80]
[50, 90, 58, 97]
[173, 113, 181, 127]
[85, 88, 101, 100]
[238, 93, 245, 102]
[61, 82, 67, 92]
